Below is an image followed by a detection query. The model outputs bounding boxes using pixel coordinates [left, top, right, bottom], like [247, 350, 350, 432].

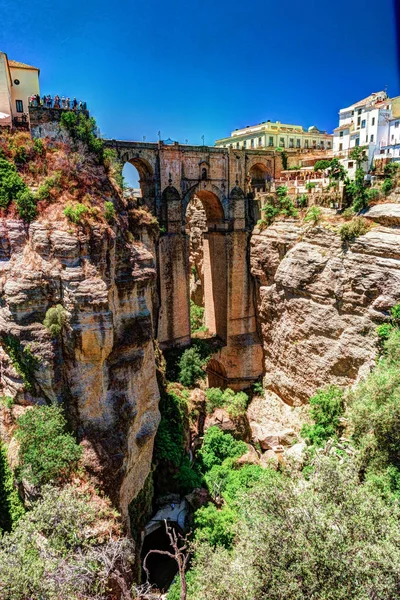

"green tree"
[301, 385, 344, 447]
[43, 304, 67, 337]
[15, 405, 82, 486]
[178, 347, 207, 387]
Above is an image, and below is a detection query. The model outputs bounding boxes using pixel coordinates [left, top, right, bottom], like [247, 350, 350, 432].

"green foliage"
[194, 503, 236, 548]
[104, 200, 116, 223]
[390, 302, 400, 323]
[347, 328, 400, 489]
[128, 471, 154, 542]
[253, 381, 263, 394]
[190, 457, 400, 600]
[381, 178, 394, 194]
[178, 347, 207, 387]
[341, 206, 355, 219]
[190, 300, 205, 333]
[15, 189, 37, 221]
[304, 205, 321, 225]
[297, 193, 308, 208]
[276, 185, 288, 198]
[15, 405, 82, 486]
[103, 148, 124, 188]
[2, 335, 38, 392]
[279, 150, 288, 170]
[376, 322, 394, 343]
[63, 202, 88, 224]
[205, 387, 248, 418]
[0, 484, 134, 600]
[43, 304, 67, 337]
[314, 159, 332, 171]
[33, 138, 45, 156]
[384, 162, 400, 177]
[154, 389, 186, 468]
[339, 216, 370, 241]
[346, 167, 369, 212]
[301, 385, 345, 447]
[36, 172, 62, 201]
[60, 111, 104, 160]
[0, 395, 14, 409]
[305, 181, 316, 191]
[260, 201, 279, 226]
[198, 427, 247, 471]
[367, 187, 380, 201]
[175, 454, 203, 494]
[0, 443, 24, 532]
[349, 146, 368, 167]
[0, 158, 35, 221]
[328, 157, 347, 182]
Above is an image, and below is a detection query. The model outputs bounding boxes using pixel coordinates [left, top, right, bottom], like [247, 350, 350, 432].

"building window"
[305, 140, 309, 148]
[289, 138, 294, 148]
[395, 121, 400, 128]
[340, 131, 344, 137]
[312, 140, 316, 148]
[372, 117, 375, 126]
[361, 119, 366, 128]
[321, 141, 325, 148]
[358, 108, 362, 115]
[280, 137, 285, 147]
[357, 116, 361, 126]
[392, 134, 394, 141]
[236, 142, 240, 149]
[15, 100, 23, 113]
[258, 137, 262, 146]
[229, 144, 233, 149]
[327, 141, 331, 148]
[339, 143, 343, 151]
[251, 139, 254, 148]
[355, 138, 360, 146]
[243, 140, 247, 148]
[296, 139, 300, 147]
[370, 134, 374, 142]
[268, 136, 273, 146]
[348, 161, 354, 168]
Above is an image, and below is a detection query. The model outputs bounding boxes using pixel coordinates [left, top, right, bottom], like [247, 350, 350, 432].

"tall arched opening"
[248, 162, 272, 195]
[207, 358, 227, 389]
[123, 157, 155, 212]
[185, 188, 227, 343]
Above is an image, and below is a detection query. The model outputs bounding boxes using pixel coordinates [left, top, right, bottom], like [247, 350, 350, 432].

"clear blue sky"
[1, 0, 399, 187]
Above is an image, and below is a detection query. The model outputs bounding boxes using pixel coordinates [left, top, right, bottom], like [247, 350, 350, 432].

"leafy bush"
[367, 187, 380, 202]
[198, 427, 247, 471]
[1, 335, 38, 392]
[304, 205, 321, 225]
[205, 387, 248, 418]
[0, 444, 24, 532]
[178, 347, 207, 387]
[0, 158, 31, 216]
[301, 385, 345, 447]
[63, 202, 88, 224]
[305, 181, 316, 191]
[297, 193, 308, 208]
[60, 111, 104, 160]
[43, 304, 67, 337]
[36, 171, 62, 201]
[190, 300, 205, 333]
[384, 162, 400, 177]
[382, 178, 394, 194]
[15, 405, 82, 486]
[339, 216, 370, 241]
[0, 396, 14, 409]
[341, 206, 355, 219]
[14, 189, 36, 221]
[0, 484, 134, 600]
[376, 322, 394, 343]
[33, 138, 45, 156]
[194, 503, 236, 548]
[314, 159, 332, 171]
[104, 200, 116, 222]
[191, 457, 400, 600]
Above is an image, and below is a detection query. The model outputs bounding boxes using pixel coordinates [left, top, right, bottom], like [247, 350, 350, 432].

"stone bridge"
[105, 140, 281, 389]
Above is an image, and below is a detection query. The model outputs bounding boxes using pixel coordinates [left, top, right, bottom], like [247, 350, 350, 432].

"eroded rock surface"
[251, 218, 400, 405]
[0, 216, 160, 524]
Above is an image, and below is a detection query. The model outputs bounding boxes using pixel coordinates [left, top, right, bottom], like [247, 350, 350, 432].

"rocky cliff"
[0, 133, 160, 527]
[250, 208, 400, 405]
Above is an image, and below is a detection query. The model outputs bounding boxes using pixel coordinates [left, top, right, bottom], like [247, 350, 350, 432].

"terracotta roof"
[334, 123, 352, 131]
[8, 59, 39, 71]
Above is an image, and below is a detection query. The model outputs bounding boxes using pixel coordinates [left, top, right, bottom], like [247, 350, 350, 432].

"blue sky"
[1, 0, 399, 186]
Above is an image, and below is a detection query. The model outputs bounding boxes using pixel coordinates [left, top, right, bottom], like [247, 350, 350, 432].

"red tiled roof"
[334, 123, 352, 131]
[8, 59, 39, 71]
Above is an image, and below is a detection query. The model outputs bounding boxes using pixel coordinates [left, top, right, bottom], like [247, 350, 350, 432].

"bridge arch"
[182, 182, 228, 228]
[121, 152, 157, 212]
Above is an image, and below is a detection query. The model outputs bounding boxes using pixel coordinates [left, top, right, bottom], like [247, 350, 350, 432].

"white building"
[376, 107, 400, 162]
[0, 51, 40, 128]
[333, 91, 400, 176]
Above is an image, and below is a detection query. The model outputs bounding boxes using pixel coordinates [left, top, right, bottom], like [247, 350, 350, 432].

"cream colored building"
[0, 51, 40, 127]
[215, 120, 333, 151]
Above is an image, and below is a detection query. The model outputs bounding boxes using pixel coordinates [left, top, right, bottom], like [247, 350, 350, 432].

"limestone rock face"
[0, 216, 160, 525]
[251, 219, 400, 405]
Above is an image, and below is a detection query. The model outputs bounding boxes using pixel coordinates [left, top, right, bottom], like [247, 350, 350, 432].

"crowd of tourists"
[28, 94, 87, 111]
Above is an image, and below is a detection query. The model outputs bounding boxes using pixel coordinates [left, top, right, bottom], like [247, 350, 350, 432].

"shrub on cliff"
[104, 200, 116, 223]
[1, 335, 38, 392]
[304, 205, 321, 225]
[0, 444, 24, 532]
[15, 405, 82, 486]
[0, 484, 134, 600]
[60, 111, 104, 160]
[43, 304, 68, 337]
[198, 427, 247, 471]
[301, 385, 345, 447]
[178, 347, 207, 387]
[0, 158, 36, 221]
[190, 457, 400, 600]
[63, 202, 88, 224]
[339, 216, 370, 241]
[382, 178, 394, 194]
[205, 388, 249, 418]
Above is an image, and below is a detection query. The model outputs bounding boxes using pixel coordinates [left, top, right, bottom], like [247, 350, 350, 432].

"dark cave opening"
[141, 524, 179, 592]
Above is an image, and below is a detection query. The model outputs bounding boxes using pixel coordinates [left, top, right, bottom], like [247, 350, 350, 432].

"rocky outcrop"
[250, 216, 400, 405]
[0, 215, 160, 525]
